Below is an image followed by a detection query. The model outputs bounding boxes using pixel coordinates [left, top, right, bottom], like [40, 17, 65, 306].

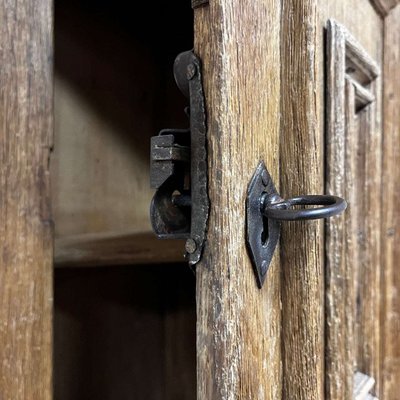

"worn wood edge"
[369, 0, 400, 16]
[194, 1, 282, 399]
[341, 23, 380, 80]
[54, 231, 185, 267]
[346, 76, 375, 110]
[380, 4, 400, 399]
[344, 80, 358, 400]
[0, 0, 54, 397]
[325, 18, 348, 400]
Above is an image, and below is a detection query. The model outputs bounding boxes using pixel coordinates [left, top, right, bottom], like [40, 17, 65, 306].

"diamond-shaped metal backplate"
[246, 162, 281, 288]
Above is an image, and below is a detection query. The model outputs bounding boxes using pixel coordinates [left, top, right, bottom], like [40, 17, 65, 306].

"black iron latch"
[150, 50, 208, 265]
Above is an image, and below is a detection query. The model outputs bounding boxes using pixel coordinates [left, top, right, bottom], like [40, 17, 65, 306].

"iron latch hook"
[150, 50, 209, 265]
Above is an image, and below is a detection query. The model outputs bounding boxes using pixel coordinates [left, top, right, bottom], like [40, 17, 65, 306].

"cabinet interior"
[53, 1, 196, 398]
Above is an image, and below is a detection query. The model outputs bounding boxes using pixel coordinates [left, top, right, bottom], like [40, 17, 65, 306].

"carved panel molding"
[325, 19, 381, 400]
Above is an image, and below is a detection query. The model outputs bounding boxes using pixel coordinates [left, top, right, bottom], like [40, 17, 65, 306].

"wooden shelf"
[54, 231, 185, 268]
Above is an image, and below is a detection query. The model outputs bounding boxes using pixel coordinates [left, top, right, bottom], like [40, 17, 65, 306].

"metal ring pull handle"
[263, 194, 347, 221]
[246, 162, 347, 288]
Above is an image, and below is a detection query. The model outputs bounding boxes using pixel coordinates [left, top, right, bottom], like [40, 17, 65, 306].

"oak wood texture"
[0, 0, 53, 398]
[194, 2, 386, 399]
[280, 2, 324, 399]
[325, 17, 382, 400]
[317, 3, 383, 399]
[54, 231, 184, 267]
[194, 1, 282, 398]
[381, 4, 400, 399]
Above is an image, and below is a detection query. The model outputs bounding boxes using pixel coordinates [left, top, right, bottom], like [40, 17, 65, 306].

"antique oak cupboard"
[0, 0, 399, 399]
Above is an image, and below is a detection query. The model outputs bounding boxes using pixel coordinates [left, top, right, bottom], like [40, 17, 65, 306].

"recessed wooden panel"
[326, 19, 381, 399]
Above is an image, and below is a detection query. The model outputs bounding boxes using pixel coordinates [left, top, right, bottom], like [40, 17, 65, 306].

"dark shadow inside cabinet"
[54, 265, 196, 400]
[53, 1, 196, 399]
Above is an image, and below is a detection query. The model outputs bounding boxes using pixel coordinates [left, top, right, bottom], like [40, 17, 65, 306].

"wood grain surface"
[0, 0, 53, 398]
[381, 4, 400, 399]
[194, 1, 282, 398]
[280, 2, 324, 399]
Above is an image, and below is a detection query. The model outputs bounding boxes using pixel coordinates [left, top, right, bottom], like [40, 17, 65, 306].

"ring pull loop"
[263, 194, 347, 221]
[246, 162, 347, 288]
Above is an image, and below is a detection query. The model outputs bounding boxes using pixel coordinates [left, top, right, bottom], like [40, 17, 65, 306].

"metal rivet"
[261, 170, 269, 186]
[185, 238, 197, 254]
[186, 63, 196, 80]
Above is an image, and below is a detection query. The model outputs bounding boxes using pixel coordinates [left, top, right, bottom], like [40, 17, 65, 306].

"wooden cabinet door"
[194, 1, 400, 399]
[0, 0, 398, 399]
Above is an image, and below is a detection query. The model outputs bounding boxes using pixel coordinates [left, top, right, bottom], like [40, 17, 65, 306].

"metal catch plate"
[150, 50, 209, 265]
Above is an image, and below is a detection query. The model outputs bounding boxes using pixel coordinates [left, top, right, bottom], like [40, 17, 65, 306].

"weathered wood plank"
[280, 2, 324, 399]
[0, 0, 53, 398]
[194, 1, 282, 398]
[381, 5, 400, 399]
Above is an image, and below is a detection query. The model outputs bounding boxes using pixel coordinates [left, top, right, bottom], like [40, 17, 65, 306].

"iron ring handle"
[262, 194, 347, 221]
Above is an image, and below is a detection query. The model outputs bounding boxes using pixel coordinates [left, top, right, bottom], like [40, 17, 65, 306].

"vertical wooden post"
[0, 0, 53, 398]
[381, 4, 400, 399]
[194, 1, 282, 398]
[280, 2, 324, 399]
